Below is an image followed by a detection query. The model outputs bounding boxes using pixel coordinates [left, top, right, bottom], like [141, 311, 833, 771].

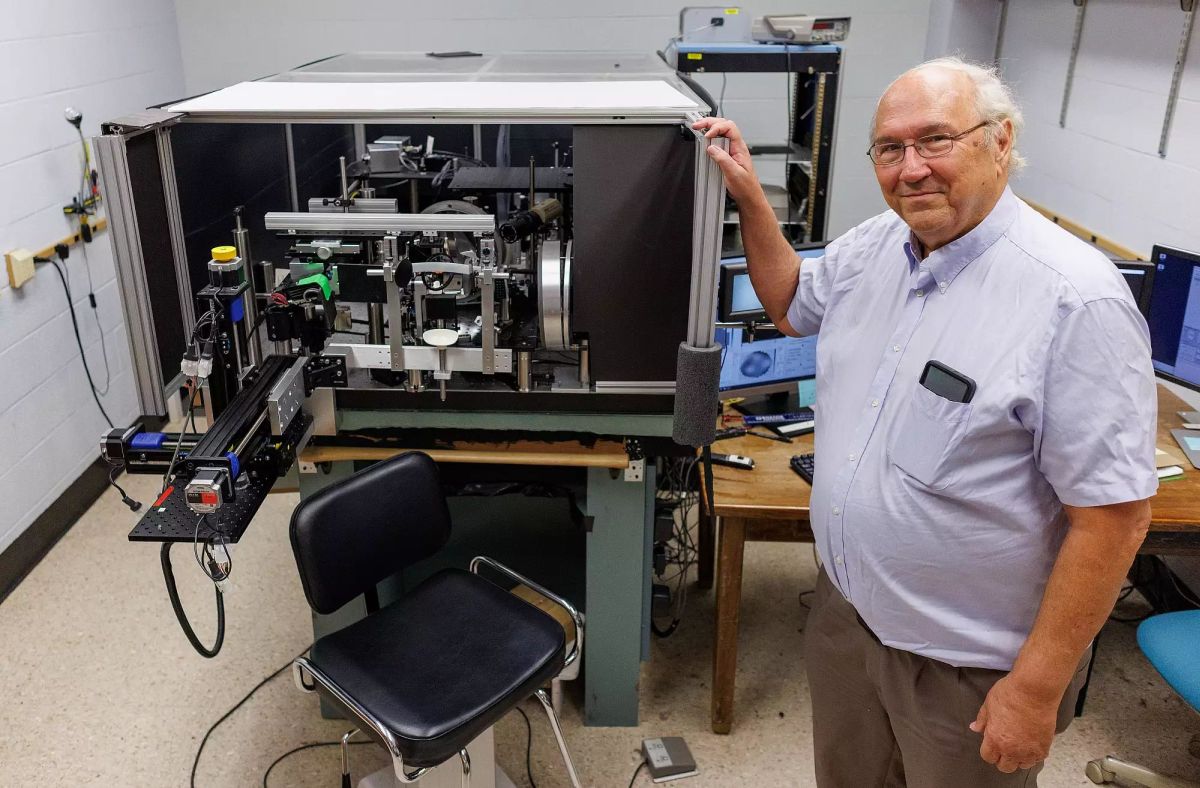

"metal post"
[1059, 0, 1088, 128]
[528, 156, 536, 210]
[481, 268, 496, 375]
[339, 156, 350, 206]
[578, 337, 591, 387]
[993, 0, 1009, 67]
[517, 350, 532, 392]
[384, 235, 406, 372]
[367, 303, 385, 344]
[285, 124, 299, 212]
[1159, 8, 1196, 157]
[684, 121, 728, 350]
[155, 125, 198, 338]
[354, 123, 366, 159]
[233, 209, 262, 367]
[93, 132, 168, 416]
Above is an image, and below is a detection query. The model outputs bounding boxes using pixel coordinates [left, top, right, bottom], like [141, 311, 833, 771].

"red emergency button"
[200, 491, 219, 506]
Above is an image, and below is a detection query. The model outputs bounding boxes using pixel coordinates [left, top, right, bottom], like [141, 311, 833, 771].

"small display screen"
[1184, 436, 1200, 452]
[730, 273, 761, 315]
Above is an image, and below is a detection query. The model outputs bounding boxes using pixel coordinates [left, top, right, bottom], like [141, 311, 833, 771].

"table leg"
[712, 516, 747, 734]
[697, 504, 715, 590]
[583, 466, 652, 726]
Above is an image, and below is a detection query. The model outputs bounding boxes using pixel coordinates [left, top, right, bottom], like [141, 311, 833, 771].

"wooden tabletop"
[708, 385, 1200, 542]
[300, 438, 631, 469]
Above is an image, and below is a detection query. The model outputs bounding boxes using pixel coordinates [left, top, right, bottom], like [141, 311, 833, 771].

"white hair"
[871, 56, 1027, 174]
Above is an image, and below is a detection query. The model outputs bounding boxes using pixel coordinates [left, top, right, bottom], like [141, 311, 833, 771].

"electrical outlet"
[625, 458, 645, 482]
[5, 248, 35, 289]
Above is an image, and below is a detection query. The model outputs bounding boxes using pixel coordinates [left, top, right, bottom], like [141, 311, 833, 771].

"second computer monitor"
[717, 243, 827, 324]
[716, 243, 825, 395]
[1148, 244, 1200, 393]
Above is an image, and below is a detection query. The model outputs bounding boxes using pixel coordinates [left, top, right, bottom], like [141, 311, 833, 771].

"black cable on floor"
[262, 740, 373, 788]
[514, 705, 537, 788]
[191, 644, 312, 788]
[627, 760, 647, 788]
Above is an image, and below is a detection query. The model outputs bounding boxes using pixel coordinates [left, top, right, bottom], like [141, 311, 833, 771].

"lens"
[871, 144, 903, 165]
[919, 136, 954, 157]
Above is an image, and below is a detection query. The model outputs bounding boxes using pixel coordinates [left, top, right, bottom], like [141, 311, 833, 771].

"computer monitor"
[715, 244, 825, 401]
[717, 243, 827, 323]
[1147, 244, 1200, 392]
[1114, 260, 1155, 319]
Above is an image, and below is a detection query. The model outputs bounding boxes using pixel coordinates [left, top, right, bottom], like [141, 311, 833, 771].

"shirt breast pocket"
[887, 385, 973, 490]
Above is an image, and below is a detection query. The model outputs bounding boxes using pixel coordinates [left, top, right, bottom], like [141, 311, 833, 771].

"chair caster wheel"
[1085, 760, 1115, 784]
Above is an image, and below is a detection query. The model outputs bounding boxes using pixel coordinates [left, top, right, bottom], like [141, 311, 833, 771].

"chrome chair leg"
[459, 748, 472, 788]
[534, 689, 583, 788]
[341, 728, 361, 788]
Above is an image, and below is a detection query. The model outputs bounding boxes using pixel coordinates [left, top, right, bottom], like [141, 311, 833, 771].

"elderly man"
[695, 57, 1157, 786]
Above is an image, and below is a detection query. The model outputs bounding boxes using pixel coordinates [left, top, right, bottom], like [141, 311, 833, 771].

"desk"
[703, 383, 1200, 734]
[297, 427, 657, 728]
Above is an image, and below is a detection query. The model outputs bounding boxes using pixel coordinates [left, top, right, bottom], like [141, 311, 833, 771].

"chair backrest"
[289, 452, 452, 614]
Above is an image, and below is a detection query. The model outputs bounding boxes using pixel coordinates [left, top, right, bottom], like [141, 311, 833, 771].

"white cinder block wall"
[0, 0, 186, 554]
[171, 0, 935, 239]
[997, 0, 1200, 258]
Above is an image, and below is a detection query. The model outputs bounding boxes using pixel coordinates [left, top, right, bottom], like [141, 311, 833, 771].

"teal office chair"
[1086, 610, 1200, 788]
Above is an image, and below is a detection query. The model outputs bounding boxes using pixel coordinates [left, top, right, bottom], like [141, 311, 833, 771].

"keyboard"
[790, 453, 815, 484]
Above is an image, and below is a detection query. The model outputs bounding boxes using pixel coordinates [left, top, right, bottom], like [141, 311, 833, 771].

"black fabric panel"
[126, 133, 186, 384]
[292, 124, 356, 207]
[572, 125, 695, 382]
[172, 123, 292, 300]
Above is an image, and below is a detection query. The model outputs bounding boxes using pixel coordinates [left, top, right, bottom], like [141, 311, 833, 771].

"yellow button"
[211, 245, 237, 261]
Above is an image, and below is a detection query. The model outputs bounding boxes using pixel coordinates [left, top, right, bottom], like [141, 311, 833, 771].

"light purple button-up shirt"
[785, 187, 1159, 670]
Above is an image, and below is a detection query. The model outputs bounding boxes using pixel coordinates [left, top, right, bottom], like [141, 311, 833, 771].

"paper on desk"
[1157, 445, 1187, 469]
[1158, 465, 1185, 480]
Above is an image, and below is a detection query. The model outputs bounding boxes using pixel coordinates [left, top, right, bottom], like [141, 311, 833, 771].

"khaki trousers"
[804, 569, 1090, 788]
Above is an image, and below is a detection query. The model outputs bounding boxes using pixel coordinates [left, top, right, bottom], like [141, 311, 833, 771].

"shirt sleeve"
[1036, 297, 1159, 507]
[785, 226, 853, 337]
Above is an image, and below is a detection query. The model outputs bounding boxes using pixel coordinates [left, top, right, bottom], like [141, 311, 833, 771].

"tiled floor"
[0, 470, 1197, 787]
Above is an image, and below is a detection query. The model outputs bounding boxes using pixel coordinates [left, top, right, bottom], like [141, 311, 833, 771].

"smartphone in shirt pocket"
[888, 361, 976, 489]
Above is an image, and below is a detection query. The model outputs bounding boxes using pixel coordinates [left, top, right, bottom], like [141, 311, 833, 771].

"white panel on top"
[169, 80, 700, 118]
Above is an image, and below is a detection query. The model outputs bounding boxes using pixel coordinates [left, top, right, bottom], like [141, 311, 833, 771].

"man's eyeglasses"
[867, 121, 990, 166]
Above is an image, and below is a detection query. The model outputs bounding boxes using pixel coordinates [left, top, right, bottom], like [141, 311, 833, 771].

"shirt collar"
[902, 187, 1019, 287]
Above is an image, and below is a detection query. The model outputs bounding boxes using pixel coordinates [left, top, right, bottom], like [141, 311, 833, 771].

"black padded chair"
[288, 451, 585, 787]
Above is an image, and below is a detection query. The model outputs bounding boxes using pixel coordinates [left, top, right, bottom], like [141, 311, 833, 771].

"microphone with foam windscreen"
[672, 342, 722, 448]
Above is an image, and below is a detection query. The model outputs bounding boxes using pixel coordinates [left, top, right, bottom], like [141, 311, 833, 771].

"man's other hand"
[970, 675, 1058, 773]
[691, 117, 764, 206]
